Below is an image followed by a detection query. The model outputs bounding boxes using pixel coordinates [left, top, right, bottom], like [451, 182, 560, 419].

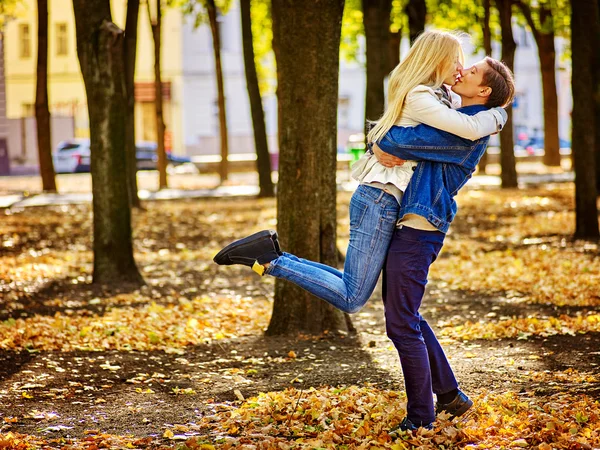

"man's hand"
[372, 142, 406, 168]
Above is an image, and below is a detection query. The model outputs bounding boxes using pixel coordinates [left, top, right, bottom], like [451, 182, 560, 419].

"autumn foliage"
[1, 186, 599, 448]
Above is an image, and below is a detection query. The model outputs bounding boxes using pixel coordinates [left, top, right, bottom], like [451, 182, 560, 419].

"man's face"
[451, 60, 489, 98]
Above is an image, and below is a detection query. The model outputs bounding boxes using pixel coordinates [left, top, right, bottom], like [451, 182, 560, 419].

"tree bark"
[73, 0, 143, 285]
[389, 30, 401, 70]
[483, 0, 492, 56]
[595, 0, 600, 195]
[268, 0, 349, 336]
[363, 0, 392, 133]
[240, 0, 274, 197]
[148, 0, 167, 189]
[124, 0, 141, 207]
[405, 0, 426, 44]
[477, 0, 493, 173]
[496, 0, 518, 188]
[571, 0, 599, 238]
[207, 0, 229, 183]
[516, 2, 561, 167]
[537, 32, 560, 167]
[35, 0, 57, 192]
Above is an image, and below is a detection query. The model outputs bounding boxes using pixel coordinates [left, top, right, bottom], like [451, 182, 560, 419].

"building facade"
[4, 0, 573, 167]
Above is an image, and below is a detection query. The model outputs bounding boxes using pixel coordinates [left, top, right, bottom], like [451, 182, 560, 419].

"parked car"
[513, 136, 571, 157]
[53, 139, 91, 173]
[53, 139, 192, 173]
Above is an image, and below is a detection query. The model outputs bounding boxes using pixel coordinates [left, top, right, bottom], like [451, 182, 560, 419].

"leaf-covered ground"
[1, 183, 599, 449]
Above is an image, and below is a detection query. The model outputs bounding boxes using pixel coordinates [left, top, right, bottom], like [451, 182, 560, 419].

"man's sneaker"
[435, 390, 473, 418]
[389, 417, 433, 436]
[213, 230, 282, 275]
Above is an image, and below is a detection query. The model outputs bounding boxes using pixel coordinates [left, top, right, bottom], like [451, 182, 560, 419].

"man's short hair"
[481, 57, 515, 108]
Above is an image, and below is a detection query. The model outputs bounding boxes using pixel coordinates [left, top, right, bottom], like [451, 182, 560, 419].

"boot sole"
[213, 230, 277, 265]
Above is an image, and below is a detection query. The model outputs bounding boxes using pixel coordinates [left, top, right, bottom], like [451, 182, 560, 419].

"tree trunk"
[595, 0, 600, 195]
[73, 0, 143, 285]
[124, 0, 141, 207]
[571, 0, 599, 238]
[207, 0, 229, 183]
[537, 32, 560, 167]
[405, 0, 426, 44]
[363, 0, 392, 133]
[496, 0, 518, 188]
[389, 30, 401, 70]
[268, 0, 349, 336]
[35, 0, 56, 192]
[477, 0, 492, 173]
[483, 0, 492, 56]
[240, 0, 274, 197]
[516, 3, 561, 167]
[149, 0, 167, 189]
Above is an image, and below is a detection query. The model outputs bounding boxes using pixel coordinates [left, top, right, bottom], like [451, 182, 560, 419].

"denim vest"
[377, 105, 490, 233]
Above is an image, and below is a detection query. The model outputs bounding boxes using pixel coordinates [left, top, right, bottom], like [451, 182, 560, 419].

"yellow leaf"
[163, 429, 174, 438]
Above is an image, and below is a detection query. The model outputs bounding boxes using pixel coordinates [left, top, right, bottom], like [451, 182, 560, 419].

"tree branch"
[514, 0, 541, 42]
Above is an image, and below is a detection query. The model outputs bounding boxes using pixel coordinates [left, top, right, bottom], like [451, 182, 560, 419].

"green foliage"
[179, 0, 233, 28]
[515, 0, 570, 37]
[0, 0, 24, 26]
[391, 0, 408, 33]
[429, 0, 501, 55]
[340, 0, 363, 63]
[250, 0, 275, 95]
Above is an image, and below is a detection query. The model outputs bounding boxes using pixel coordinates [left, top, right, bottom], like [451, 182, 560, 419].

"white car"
[52, 139, 194, 173]
[53, 139, 91, 173]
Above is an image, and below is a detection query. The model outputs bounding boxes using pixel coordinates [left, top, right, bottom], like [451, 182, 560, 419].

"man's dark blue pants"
[383, 225, 459, 426]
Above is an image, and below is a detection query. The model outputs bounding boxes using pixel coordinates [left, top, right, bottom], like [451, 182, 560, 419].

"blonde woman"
[214, 31, 505, 313]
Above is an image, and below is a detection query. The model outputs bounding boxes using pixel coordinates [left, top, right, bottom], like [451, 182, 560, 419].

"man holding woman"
[214, 32, 515, 432]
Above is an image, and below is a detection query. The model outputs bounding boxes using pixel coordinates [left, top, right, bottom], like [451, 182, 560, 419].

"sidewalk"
[0, 165, 574, 209]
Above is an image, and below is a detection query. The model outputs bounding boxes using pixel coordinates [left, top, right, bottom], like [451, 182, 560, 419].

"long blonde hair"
[368, 30, 465, 144]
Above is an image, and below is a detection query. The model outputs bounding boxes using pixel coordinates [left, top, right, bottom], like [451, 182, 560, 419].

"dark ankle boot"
[213, 230, 282, 275]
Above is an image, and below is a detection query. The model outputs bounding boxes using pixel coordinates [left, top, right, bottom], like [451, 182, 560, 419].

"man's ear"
[478, 86, 492, 99]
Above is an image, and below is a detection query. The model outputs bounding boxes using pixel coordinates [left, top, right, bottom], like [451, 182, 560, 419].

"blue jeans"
[266, 184, 399, 313]
[383, 226, 458, 426]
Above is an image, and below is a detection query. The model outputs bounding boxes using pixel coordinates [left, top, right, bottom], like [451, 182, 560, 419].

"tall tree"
[363, 0, 393, 134]
[405, 0, 426, 43]
[73, 0, 143, 285]
[514, 0, 562, 167]
[478, 0, 493, 173]
[496, 0, 518, 188]
[147, 0, 168, 189]
[268, 0, 350, 336]
[35, 0, 56, 192]
[206, 0, 229, 183]
[595, 0, 600, 196]
[571, 0, 599, 238]
[124, 0, 141, 208]
[240, 0, 273, 197]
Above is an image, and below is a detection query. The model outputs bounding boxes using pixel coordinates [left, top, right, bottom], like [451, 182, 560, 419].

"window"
[19, 24, 31, 58]
[56, 23, 68, 56]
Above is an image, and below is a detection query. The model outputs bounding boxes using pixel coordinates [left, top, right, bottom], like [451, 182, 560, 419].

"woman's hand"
[372, 143, 406, 168]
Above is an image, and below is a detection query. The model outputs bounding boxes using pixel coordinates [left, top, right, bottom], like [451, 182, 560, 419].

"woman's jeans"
[383, 225, 458, 426]
[266, 184, 399, 313]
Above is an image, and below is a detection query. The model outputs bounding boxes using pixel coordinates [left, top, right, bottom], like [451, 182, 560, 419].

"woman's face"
[443, 58, 464, 86]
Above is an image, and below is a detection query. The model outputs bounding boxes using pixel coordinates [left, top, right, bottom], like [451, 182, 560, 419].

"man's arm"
[376, 123, 487, 165]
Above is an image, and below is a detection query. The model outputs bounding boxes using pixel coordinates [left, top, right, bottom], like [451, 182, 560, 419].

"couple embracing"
[214, 30, 515, 433]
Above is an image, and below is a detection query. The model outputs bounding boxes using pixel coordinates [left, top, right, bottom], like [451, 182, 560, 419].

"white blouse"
[351, 85, 504, 194]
